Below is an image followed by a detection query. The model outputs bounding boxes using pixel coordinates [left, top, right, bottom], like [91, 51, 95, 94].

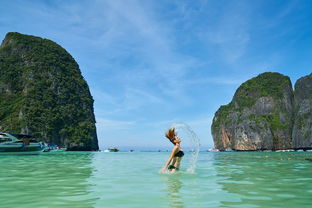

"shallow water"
[0, 151, 311, 208]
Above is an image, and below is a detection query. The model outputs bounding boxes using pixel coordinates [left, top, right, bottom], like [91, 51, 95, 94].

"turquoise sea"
[0, 151, 311, 208]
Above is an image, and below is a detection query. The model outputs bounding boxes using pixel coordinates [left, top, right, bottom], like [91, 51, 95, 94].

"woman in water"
[162, 128, 184, 172]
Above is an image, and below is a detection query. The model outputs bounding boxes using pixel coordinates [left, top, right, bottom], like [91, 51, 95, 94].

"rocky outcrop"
[212, 72, 293, 151]
[292, 74, 312, 149]
[0, 32, 98, 151]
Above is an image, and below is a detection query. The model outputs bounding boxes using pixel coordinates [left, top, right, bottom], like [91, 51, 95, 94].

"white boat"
[103, 147, 119, 152]
[0, 133, 44, 153]
[207, 148, 219, 152]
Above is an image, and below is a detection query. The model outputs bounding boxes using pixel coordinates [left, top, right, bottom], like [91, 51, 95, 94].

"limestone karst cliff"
[0, 32, 98, 151]
[212, 72, 294, 151]
[292, 73, 312, 150]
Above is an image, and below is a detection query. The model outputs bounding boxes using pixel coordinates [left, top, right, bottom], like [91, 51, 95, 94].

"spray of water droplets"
[171, 122, 200, 173]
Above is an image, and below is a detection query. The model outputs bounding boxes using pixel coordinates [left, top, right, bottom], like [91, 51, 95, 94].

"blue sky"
[1, 0, 312, 150]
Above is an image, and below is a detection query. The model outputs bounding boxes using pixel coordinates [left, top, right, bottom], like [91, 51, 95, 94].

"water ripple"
[0, 151, 311, 207]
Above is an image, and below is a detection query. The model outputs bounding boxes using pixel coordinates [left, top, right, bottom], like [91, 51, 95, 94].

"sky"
[1, 0, 312, 150]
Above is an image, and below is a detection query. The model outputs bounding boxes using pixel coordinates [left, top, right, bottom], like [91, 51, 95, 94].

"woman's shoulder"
[173, 144, 180, 150]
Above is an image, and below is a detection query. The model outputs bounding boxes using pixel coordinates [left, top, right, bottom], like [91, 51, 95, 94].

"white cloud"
[185, 76, 245, 86]
[199, 2, 250, 64]
[96, 118, 136, 130]
[74, 0, 208, 112]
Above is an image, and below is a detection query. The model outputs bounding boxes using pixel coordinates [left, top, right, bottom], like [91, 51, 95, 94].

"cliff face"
[292, 74, 312, 149]
[0, 32, 98, 151]
[212, 72, 293, 151]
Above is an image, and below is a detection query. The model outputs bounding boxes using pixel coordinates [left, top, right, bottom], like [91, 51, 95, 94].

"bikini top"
[174, 150, 184, 157]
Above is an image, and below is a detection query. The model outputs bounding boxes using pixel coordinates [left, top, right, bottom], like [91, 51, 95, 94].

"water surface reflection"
[162, 174, 184, 208]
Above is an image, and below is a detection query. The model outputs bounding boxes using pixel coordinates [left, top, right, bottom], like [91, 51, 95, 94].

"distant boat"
[103, 147, 119, 152]
[276, 149, 294, 152]
[0, 133, 44, 153]
[43, 147, 67, 152]
[43, 143, 66, 152]
[207, 148, 219, 152]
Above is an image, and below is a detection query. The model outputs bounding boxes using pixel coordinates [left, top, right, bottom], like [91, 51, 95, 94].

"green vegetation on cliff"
[234, 72, 292, 108]
[0, 32, 98, 150]
[248, 114, 289, 131]
[212, 72, 293, 150]
[213, 72, 292, 131]
[211, 104, 231, 131]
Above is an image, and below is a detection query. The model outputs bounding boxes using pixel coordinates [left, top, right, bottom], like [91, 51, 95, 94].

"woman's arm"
[163, 146, 179, 170]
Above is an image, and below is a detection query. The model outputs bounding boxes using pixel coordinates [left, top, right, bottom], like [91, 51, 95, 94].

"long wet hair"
[165, 127, 176, 145]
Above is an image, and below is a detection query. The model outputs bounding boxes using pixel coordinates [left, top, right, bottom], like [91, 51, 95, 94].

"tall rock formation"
[0, 32, 98, 151]
[212, 72, 293, 151]
[292, 73, 312, 149]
